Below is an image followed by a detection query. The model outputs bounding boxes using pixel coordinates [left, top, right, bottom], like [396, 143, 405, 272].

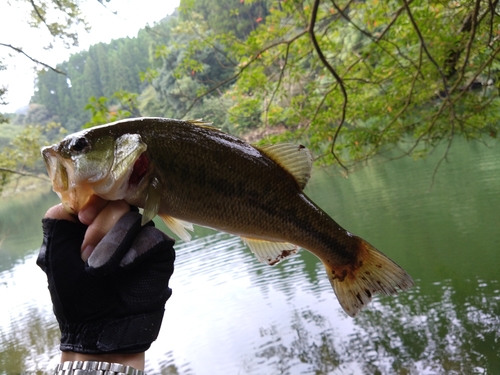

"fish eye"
[70, 137, 89, 153]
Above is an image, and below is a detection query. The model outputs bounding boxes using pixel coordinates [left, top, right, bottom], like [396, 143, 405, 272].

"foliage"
[0, 122, 65, 193]
[174, 0, 500, 169]
[142, 13, 235, 120]
[0, 60, 7, 123]
[20, 0, 500, 175]
[0, 123, 24, 149]
[19, 0, 90, 47]
[180, 0, 270, 40]
[32, 33, 154, 127]
[0, 0, 94, 116]
[84, 90, 140, 128]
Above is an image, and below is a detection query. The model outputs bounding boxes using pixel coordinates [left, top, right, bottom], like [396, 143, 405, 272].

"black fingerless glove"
[37, 212, 175, 354]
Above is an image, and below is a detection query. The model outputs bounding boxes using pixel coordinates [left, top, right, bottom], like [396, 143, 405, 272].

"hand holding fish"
[45, 196, 130, 261]
[42, 117, 414, 317]
[37, 198, 175, 364]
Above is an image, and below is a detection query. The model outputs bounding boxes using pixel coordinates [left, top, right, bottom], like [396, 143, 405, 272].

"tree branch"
[181, 30, 308, 118]
[455, 0, 481, 85]
[368, 44, 424, 159]
[309, 0, 347, 171]
[402, 0, 449, 97]
[0, 167, 50, 181]
[330, 0, 410, 72]
[0, 43, 66, 74]
[402, 0, 458, 148]
[264, 42, 291, 128]
[28, 0, 53, 35]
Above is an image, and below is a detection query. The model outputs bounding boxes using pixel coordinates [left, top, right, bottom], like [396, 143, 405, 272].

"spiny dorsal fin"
[186, 119, 220, 131]
[257, 143, 313, 190]
[159, 214, 194, 242]
[241, 237, 299, 266]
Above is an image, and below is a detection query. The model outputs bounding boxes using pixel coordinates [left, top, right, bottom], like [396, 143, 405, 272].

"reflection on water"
[1, 140, 499, 374]
[349, 279, 500, 374]
[0, 253, 60, 373]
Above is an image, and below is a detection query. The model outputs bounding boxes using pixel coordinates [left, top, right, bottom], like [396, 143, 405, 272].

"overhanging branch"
[0, 167, 50, 181]
[0, 43, 66, 74]
[309, 0, 348, 171]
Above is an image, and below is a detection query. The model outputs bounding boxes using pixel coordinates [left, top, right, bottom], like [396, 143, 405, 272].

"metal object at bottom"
[53, 360, 145, 375]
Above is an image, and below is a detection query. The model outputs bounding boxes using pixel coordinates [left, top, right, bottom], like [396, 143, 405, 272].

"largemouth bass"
[41, 117, 414, 317]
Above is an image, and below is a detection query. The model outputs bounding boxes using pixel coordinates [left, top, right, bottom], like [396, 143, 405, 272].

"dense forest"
[28, 1, 268, 133]
[30, 15, 174, 131]
[2, 0, 500, 192]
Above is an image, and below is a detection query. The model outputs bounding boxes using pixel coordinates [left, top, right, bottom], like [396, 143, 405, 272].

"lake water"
[0, 139, 499, 375]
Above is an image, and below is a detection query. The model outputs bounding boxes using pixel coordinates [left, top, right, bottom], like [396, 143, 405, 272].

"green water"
[0, 139, 499, 374]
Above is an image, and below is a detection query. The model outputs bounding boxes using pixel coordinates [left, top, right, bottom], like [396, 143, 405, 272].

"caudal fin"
[325, 240, 414, 317]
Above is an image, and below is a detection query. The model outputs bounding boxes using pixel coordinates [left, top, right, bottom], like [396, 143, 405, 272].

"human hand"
[44, 195, 131, 262]
[37, 196, 175, 358]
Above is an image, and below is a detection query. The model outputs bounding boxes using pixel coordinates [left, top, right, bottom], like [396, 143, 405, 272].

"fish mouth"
[42, 146, 68, 192]
[41, 145, 94, 214]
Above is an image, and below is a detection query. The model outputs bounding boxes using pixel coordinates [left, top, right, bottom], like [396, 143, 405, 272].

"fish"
[41, 117, 414, 317]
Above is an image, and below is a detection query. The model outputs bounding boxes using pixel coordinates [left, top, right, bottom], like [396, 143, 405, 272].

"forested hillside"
[31, 15, 174, 131]
[29, 0, 268, 132]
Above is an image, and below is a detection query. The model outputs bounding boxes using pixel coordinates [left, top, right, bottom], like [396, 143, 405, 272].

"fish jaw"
[41, 133, 148, 214]
[41, 145, 95, 214]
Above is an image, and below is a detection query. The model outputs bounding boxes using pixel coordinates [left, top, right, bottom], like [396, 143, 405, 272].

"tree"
[0, 0, 96, 191]
[31, 34, 156, 126]
[0, 0, 94, 113]
[174, 0, 500, 171]
[0, 60, 8, 123]
[84, 90, 140, 128]
[0, 122, 65, 193]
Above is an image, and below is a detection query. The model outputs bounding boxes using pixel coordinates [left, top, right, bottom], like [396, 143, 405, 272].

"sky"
[0, 0, 180, 113]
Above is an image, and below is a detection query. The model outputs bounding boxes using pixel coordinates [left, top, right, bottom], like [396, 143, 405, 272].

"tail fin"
[325, 239, 414, 317]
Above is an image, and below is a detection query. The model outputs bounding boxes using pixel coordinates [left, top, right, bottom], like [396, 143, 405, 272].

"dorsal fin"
[186, 119, 220, 131]
[257, 143, 313, 190]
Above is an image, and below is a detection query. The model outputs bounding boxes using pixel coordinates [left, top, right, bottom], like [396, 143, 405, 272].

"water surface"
[0, 139, 499, 374]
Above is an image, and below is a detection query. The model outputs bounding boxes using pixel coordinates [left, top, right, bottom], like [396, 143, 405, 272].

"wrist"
[60, 351, 145, 371]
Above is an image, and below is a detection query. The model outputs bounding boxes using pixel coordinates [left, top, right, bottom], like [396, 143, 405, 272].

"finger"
[44, 204, 79, 222]
[81, 200, 130, 262]
[78, 195, 110, 225]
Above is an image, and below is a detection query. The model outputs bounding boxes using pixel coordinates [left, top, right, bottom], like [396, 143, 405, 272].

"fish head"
[42, 129, 148, 214]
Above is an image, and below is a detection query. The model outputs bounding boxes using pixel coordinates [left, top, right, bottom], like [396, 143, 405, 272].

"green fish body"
[42, 117, 414, 317]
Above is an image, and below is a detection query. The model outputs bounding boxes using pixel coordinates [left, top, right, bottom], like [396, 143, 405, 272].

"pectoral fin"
[242, 237, 299, 266]
[159, 214, 194, 242]
[142, 176, 161, 225]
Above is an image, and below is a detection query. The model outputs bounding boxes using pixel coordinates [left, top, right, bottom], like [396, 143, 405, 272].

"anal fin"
[242, 237, 299, 266]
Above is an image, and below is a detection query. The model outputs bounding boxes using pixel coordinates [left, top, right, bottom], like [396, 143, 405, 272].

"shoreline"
[1, 176, 52, 198]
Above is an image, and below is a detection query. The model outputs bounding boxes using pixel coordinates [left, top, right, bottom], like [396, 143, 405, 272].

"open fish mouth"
[41, 145, 95, 214]
[42, 146, 67, 192]
[41, 132, 149, 215]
